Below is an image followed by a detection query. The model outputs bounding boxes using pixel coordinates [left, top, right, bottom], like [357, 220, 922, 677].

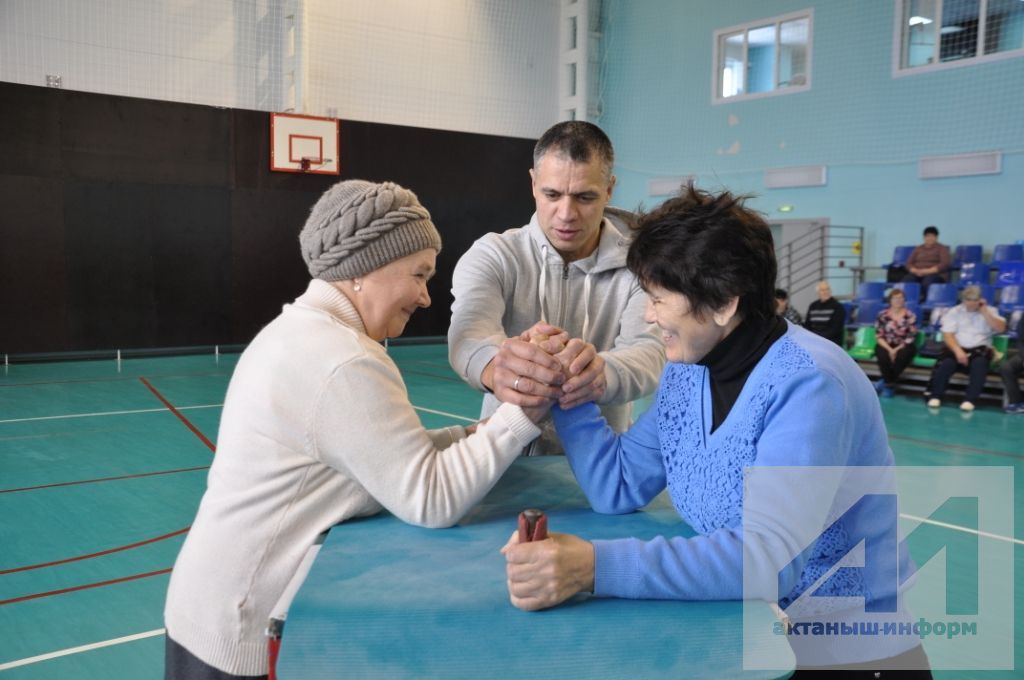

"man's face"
[923, 233, 938, 246]
[530, 152, 614, 262]
[817, 282, 832, 301]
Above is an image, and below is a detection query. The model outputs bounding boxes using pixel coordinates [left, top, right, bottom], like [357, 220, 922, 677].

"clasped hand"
[490, 321, 607, 411]
[501, 529, 595, 611]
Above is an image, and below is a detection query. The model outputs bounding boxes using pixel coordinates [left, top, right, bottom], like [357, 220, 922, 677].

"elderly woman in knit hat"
[164, 180, 555, 680]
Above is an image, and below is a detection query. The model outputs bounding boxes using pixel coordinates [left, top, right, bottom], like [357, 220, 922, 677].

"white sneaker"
[927, 398, 941, 408]
[960, 401, 975, 412]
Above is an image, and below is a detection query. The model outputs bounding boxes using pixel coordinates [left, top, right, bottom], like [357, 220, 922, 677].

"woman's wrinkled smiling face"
[643, 283, 738, 364]
[352, 249, 436, 341]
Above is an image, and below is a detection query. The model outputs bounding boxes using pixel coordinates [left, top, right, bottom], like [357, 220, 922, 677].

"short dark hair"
[923, 225, 939, 237]
[627, 183, 777, 322]
[533, 121, 614, 182]
[774, 288, 789, 300]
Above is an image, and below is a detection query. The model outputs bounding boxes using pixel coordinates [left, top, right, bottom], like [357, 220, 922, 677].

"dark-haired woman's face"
[643, 284, 735, 364]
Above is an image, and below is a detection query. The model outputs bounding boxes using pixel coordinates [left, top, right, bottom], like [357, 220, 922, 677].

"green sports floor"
[1, 344, 1022, 678]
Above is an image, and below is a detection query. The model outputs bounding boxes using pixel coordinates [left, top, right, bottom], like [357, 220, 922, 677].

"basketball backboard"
[270, 113, 340, 175]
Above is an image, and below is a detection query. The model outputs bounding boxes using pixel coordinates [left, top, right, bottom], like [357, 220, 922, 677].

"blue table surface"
[277, 456, 794, 679]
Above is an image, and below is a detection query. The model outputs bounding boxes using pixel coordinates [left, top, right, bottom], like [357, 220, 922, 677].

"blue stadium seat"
[952, 244, 983, 268]
[994, 260, 1024, 288]
[999, 284, 1024, 335]
[923, 282, 958, 308]
[855, 299, 887, 326]
[998, 284, 1023, 316]
[991, 244, 1024, 265]
[884, 245, 915, 268]
[891, 281, 920, 301]
[855, 281, 888, 302]
[922, 283, 958, 330]
[956, 261, 989, 288]
[904, 301, 922, 322]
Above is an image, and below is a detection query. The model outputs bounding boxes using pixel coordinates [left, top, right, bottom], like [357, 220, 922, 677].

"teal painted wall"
[599, 0, 1024, 271]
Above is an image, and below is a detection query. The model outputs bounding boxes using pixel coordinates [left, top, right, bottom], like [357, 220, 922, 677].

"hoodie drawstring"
[538, 244, 549, 323]
[581, 272, 591, 343]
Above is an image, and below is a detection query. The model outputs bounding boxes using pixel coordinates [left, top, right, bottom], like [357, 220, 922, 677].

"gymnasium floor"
[1, 344, 1021, 679]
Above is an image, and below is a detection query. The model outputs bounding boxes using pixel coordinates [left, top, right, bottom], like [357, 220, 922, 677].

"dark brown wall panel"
[0, 81, 536, 354]
[0, 175, 67, 353]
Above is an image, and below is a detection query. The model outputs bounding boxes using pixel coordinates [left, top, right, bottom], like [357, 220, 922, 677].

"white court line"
[2, 404, 470, 425]
[1, 519, 1015, 670]
[0, 404, 222, 425]
[0, 628, 164, 671]
[411, 405, 476, 423]
[900, 513, 1023, 546]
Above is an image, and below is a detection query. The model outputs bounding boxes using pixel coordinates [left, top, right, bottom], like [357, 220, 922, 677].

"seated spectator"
[926, 285, 1006, 411]
[999, 313, 1024, 414]
[774, 288, 803, 325]
[804, 280, 845, 347]
[903, 226, 950, 300]
[873, 288, 918, 398]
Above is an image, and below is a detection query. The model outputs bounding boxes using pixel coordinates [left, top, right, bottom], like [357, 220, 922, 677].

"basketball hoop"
[299, 157, 333, 172]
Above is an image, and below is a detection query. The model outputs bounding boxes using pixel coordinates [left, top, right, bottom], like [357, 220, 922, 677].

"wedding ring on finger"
[514, 376, 521, 391]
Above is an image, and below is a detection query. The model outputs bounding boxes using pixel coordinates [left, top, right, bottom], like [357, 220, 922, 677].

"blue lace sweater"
[552, 324, 915, 653]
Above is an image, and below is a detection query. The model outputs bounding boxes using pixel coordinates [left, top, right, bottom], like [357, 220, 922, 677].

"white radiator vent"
[648, 176, 695, 196]
[918, 151, 1002, 179]
[764, 165, 827, 188]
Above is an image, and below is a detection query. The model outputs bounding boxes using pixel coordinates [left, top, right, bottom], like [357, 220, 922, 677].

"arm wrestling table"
[275, 456, 795, 679]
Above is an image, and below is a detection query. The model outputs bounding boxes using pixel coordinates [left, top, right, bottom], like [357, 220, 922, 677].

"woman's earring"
[353, 282, 362, 292]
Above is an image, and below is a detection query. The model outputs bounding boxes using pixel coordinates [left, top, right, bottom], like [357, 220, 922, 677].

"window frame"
[892, 0, 1024, 78]
[711, 8, 814, 105]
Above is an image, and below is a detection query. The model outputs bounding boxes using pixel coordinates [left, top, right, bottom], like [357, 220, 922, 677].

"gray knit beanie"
[299, 179, 442, 281]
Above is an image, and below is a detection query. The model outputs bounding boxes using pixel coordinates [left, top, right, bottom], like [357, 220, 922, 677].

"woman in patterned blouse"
[873, 288, 918, 397]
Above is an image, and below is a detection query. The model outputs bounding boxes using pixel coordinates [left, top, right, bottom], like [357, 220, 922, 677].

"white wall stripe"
[0, 629, 165, 671]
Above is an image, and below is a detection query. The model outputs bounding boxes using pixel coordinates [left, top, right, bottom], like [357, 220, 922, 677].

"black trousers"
[999, 353, 1024, 404]
[874, 343, 917, 387]
[929, 347, 991, 403]
[165, 635, 267, 680]
[791, 643, 932, 678]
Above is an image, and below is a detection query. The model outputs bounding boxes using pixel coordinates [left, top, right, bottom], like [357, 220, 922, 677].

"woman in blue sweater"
[502, 185, 930, 676]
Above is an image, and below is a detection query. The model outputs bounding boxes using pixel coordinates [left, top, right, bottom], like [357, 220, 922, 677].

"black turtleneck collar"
[698, 313, 787, 433]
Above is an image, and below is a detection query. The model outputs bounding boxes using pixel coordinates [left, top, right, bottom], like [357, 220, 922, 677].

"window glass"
[719, 31, 745, 98]
[940, 0, 980, 63]
[779, 17, 809, 88]
[898, 0, 1023, 72]
[985, 0, 1024, 55]
[713, 11, 811, 102]
[746, 24, 777, 94]
[903, 0, 938, 68]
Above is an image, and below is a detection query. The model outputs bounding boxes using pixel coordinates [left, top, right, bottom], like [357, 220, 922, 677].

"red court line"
[0, 527, 190, 575]
[139, 377, 216, 452]
[0, 465, 211, 494]
[0, 568, 173, 607]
